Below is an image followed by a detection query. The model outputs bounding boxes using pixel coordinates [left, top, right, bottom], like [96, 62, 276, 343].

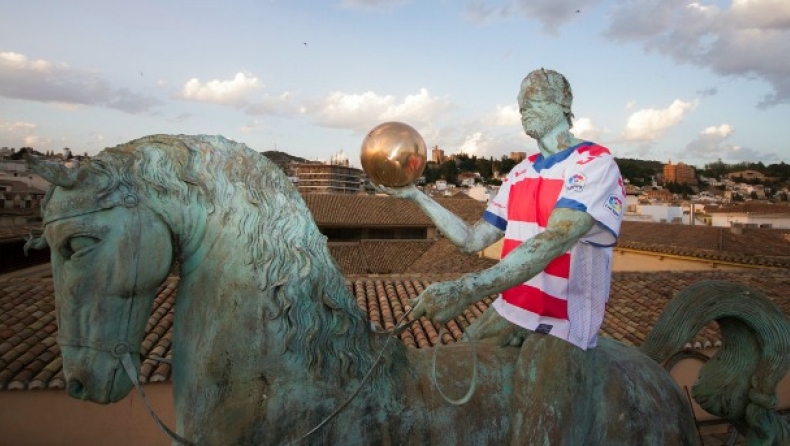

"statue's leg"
[462, 306, 512, 341]
[508, 334, 594, 446]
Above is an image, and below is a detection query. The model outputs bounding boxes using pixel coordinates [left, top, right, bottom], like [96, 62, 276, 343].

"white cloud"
[682, 123, 777, 163]
[338, 0, 412, 10]
[244, 91, 298, 116]
[0, 51, 162, 113]
[465, 0, 603, 33]
[622, 99, 698, 142]
[179, 72, 261, 106]
[311, 88, 452, 132]
[571, 117, 601, 141]
[241, 120, 264, 133]
[685, 124, 735, 156]
[604, 0, 790, 107]
[702, 124, 734, 138]
[458, 132, 485, 155]
[730, 0, 790, 29]
[486, 104, 520, 126]
[0, 120, 37, 134]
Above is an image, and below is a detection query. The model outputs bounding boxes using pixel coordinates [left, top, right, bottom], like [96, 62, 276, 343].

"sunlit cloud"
[486, 104, 520, 126]
[571, 117, 601, 141]
[622, 99, 698, 142]
[310, 88, 452, 132]
[178, 72, 261, 106]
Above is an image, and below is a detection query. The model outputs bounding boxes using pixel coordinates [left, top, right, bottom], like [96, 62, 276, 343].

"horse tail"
[640, 280, 790, 445]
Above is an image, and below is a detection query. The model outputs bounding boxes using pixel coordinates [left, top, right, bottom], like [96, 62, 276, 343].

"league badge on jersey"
[566, 173, 586, 192]
[605, 194, 623, 217]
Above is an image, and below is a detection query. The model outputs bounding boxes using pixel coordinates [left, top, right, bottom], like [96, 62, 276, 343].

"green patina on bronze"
[25, 135, 790, 445]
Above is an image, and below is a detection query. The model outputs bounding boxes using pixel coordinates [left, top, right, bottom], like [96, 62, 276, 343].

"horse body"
[28, 135, 789, 445]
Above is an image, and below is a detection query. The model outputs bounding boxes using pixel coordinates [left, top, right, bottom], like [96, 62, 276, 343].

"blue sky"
[1, 0, 788, 168]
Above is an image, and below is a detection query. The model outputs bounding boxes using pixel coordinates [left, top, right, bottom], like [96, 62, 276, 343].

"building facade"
[431, 146, 445, 164]
[664, 161, 697, 185]
[290, 162, 365, 195]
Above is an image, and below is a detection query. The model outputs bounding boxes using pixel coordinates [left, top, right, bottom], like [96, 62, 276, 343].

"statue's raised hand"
[374, 183, 421, 201]
[406, 279, 476, 324]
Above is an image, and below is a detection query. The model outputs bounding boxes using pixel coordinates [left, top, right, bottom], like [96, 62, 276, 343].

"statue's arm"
[378, 184, 504, 253]
[410, 207, 595, 323]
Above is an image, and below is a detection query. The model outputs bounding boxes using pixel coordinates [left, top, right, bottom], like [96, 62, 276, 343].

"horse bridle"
[54, 205, 193, 446]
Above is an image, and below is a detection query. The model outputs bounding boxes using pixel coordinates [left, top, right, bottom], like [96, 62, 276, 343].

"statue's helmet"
[520, 68, 573, 114]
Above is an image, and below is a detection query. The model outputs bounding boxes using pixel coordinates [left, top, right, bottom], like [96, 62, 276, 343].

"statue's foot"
[496, 325, 531, 348]
[463, 308, 522, 344]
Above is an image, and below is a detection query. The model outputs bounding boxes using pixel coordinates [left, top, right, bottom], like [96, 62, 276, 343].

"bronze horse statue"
[26, 135, 790, 445]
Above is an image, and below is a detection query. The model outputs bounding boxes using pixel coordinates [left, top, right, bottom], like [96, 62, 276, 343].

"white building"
[708, 204, 790, 229]
[624, 203, 685, 224]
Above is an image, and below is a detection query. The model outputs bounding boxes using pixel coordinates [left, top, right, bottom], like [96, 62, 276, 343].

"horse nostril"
[67, 378, 85, 399]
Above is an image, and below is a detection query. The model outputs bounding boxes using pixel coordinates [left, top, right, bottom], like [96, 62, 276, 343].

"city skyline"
[1, 0, 789, 168]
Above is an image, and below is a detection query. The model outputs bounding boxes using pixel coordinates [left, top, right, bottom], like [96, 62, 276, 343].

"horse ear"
[24, 151, 78, 188]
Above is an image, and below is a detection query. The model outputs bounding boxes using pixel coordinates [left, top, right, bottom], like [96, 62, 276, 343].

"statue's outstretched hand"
[406, 279, 475, 324]
[374, 183, 420, 200]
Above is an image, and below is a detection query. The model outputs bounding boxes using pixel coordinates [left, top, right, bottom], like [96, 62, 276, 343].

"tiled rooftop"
[405, 238, 498, 274]
[328, 238, 498, 276]
[617, 221, 790, 267]
[3, 269, 789, 390]
[303, 194, 487, 227]
[707, 203, 790, 214]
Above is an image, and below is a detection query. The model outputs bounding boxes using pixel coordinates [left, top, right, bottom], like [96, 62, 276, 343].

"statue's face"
[518, 89, 566, 140]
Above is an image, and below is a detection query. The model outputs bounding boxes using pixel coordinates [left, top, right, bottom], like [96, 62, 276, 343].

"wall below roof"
[612, 249, 753, 272]
[0, 384, 174, 445]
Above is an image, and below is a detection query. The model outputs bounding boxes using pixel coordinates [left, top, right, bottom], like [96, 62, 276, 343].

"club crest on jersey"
[605, 195, 623, 217]
[566, 173, 586, 192]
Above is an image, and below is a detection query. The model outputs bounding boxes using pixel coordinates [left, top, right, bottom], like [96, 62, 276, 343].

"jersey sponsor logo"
[566, 173, 586, 192]
[535, 323, 553, 334]
[604, 194, 623, 217]
[513, 168, 528, 178]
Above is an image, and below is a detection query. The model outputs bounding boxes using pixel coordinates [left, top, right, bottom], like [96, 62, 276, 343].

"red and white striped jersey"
[483, 141, 625, 350]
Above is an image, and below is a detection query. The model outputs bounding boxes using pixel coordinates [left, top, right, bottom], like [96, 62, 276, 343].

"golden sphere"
[360, 122, 427, 187]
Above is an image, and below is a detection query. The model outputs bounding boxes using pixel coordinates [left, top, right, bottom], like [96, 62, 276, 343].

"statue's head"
[517, 68, 574, 139]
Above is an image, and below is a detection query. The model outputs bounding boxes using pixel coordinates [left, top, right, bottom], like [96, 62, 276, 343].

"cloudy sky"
[1, 0, 788, 168]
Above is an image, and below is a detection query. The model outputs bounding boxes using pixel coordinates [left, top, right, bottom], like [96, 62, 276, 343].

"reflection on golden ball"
[360, 122, 427, 187]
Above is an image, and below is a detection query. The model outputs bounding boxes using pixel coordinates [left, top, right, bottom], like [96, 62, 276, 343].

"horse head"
[28, 151, 174, 403]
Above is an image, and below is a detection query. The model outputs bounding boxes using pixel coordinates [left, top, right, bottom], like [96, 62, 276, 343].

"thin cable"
[288, 306, 417, 445]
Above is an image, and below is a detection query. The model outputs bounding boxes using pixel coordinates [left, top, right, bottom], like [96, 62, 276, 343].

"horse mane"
[56, 134, 399, 384]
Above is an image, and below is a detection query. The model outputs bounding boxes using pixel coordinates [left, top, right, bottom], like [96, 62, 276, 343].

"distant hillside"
[261, 150, 309, 172]
[615, 158, 664, 185]
[262, 150, 307, 164]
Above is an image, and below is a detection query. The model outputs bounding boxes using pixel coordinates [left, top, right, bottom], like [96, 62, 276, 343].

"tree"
[475, 157, 493, 179]
[438, 160, 458, 184]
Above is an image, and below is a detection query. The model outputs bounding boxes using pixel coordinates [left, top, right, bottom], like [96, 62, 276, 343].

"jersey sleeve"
[554, 154, 624, 247]
[483, 170, 514, 231]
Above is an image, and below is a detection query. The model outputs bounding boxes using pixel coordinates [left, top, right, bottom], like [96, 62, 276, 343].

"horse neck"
[171, 208, 402, 388]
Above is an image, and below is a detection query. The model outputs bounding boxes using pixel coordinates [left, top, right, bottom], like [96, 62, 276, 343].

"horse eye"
[62, 236, 99, 259]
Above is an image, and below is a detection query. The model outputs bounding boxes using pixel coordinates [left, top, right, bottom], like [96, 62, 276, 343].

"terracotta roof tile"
[3, 270, 790, 390]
